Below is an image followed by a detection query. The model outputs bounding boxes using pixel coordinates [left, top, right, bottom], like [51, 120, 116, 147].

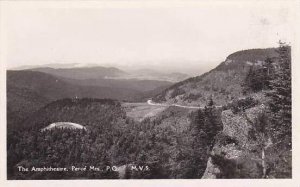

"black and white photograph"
[0, 0, 298, 184]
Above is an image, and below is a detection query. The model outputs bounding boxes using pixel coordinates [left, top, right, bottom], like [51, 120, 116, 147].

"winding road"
[147, 99, 222, 109]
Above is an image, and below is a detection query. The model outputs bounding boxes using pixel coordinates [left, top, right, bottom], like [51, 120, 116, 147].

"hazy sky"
[1, 1, 294, 74]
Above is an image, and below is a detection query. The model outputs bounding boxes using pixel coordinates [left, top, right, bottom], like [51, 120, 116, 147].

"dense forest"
[7, 98, 222, 179]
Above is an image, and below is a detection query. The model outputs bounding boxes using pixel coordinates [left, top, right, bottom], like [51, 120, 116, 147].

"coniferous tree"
[186, 109, 207, 178]
[203, 97, 222, 148]
[243, 63, 270, 94]
[266, 42, 291, 147]
[207, 95, 214, 107]
[243, 66, 255, 94]
[264, 57, 275, 89]
[260, 42, 292, 178]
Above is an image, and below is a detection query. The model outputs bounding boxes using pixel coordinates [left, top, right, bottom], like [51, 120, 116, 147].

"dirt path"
[123, 100, 222, 122]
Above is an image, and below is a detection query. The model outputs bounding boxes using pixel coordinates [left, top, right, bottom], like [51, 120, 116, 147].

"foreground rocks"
[202, 105, 266, 179]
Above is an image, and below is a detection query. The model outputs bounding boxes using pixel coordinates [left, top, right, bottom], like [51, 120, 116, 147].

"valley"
[122, 102, 168, 122]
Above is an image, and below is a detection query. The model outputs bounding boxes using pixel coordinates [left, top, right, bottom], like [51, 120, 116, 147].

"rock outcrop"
[202, 105, 265, 179]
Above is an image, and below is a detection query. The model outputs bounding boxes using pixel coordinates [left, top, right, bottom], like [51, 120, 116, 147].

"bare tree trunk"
[262, 148, 267, 178]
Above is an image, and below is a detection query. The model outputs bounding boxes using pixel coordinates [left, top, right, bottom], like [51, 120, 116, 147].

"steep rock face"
[202, 105, 265, 179]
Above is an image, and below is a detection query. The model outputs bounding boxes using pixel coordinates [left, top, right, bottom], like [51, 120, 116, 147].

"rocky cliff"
[202, 104, 266, 178]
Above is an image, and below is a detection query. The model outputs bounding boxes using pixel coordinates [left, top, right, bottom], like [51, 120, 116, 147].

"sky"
[1, 1, 294, 75]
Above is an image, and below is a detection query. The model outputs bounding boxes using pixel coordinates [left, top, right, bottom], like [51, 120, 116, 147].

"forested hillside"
[7, 70, 143, 130]
[61, 77, 172, 93]
[153, 48, 278, 106]
[7, 98, 127, 179]
[7, 98, 221, 179]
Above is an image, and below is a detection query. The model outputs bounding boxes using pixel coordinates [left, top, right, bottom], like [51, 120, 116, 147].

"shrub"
[170, 88, 185, 98]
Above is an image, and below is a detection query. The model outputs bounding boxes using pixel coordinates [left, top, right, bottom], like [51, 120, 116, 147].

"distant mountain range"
[6, 66, 175, 130]
[6, 70, 145, 129]
[153, 48, 278, 106]
[121, 68, 190, 82]
[11, 63, 100, 70]
[12, 64, 190, 82]
[29, 66, 128, 80]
